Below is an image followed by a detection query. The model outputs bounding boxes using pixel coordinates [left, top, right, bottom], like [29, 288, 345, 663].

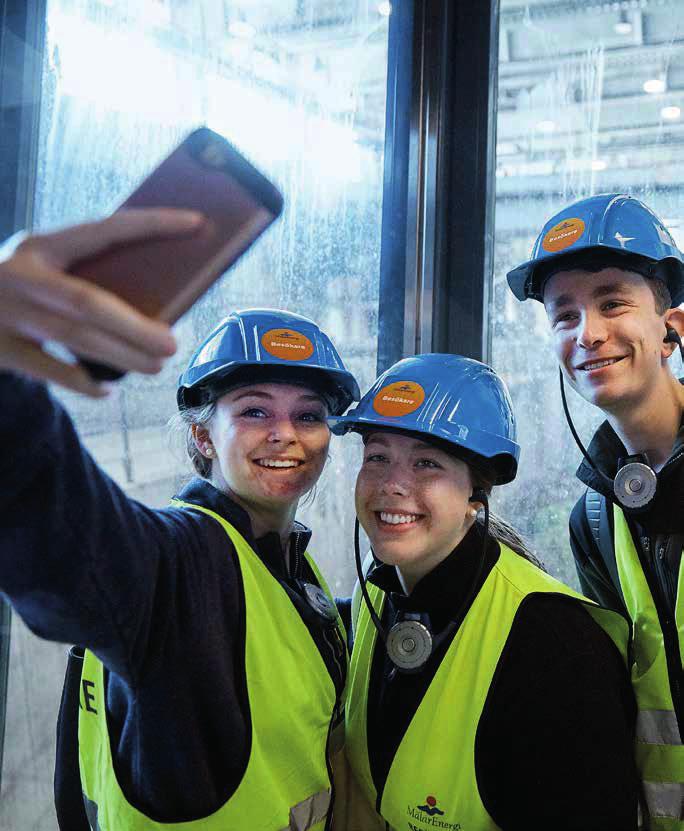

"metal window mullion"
[402, 2, 426, 359]
[383, 0, 499, 366]
[430, 0, 500, 363]
[402, 1, 444, 360]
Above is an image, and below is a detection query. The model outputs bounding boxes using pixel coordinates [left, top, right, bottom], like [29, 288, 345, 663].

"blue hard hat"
[177, 308, 360, 414]
[329, 353, 519, 484]
[506, 194, 684, 306]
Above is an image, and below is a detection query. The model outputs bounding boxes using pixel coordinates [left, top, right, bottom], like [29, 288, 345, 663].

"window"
[1, 2, 390, 826]
[491, 0, 684, 585]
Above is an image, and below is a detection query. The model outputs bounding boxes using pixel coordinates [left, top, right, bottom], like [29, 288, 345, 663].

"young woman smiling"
[0, 214, 359, 831]
[331, 353, 640, 831]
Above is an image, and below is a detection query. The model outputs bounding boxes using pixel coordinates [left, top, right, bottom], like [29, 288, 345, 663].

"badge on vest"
[406, 795, 461, 830]
[300, 581, 338, 623]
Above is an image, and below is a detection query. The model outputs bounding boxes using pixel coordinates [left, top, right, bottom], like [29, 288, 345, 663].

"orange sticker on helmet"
[373, 381, 426, 417]
[541, 217, 586, 253]
[261, 329, 314, 361]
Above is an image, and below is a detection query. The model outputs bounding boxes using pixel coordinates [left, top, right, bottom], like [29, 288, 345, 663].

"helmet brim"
[330, 415, 519, 484]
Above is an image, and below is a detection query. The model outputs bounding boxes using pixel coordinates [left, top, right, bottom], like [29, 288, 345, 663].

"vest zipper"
[635, 531, 684, 736]
[291, 532, 303, 579]
[656, 538, 678, 620]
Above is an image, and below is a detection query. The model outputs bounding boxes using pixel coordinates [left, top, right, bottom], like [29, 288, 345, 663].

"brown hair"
[541, 252, 672, 314]
[647, 277, 672, 315]
[467, 458, 545, 570]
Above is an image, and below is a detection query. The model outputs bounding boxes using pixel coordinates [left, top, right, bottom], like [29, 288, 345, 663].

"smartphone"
[71, 127, 284, 380]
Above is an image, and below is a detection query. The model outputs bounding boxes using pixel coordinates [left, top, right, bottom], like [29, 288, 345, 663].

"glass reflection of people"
[0, 209, 358, 830]
[333, 353, 639, 830]
[507, 194, 684, 830]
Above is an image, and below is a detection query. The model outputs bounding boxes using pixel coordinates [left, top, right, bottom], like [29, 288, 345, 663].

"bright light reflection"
[378, 2, 392, 16]
[48, 11, 367, 186]
[644, 78, 666, 94]
[662, 105, 682, 121]
[535, 120, 557, 134]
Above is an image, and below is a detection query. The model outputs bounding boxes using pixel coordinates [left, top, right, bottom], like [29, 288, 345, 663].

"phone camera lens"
[199, 142, 228, 169]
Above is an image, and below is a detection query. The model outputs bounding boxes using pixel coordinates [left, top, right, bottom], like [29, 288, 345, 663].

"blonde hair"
[168, 401, 217, 478]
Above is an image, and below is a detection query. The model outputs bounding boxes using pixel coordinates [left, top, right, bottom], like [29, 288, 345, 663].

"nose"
[576, 309, 608, 350]
[378, 461, 411, 497]
[268, 416, 297, 444]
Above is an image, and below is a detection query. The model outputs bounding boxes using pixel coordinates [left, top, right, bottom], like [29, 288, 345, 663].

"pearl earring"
[205, 447, 213, 457]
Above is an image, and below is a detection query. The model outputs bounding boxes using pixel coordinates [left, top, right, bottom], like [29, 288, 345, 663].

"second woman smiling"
[333, 353, 640, 831]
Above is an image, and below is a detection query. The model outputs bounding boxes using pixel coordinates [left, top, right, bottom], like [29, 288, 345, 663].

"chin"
[369, 541, 418, 568]
[587, 384, 636, 413]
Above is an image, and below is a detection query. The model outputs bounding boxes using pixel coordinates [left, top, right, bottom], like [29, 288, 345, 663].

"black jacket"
[569, 416, 684, 727]
[0, 373, 346, 827]
[363, 525, 639, 831]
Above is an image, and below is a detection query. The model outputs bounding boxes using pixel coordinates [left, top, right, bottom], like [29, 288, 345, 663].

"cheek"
[305, 430, 330, 465]
[214, 423, 258, 474]
[555, 332, 573, 363]
[354, 473, 372, 513]
[422, 480, 469, 525]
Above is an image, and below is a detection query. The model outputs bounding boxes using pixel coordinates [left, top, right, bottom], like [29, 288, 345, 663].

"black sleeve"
[0, 372, 236, 685]
[569, 494, 625, 614]
[476, 594, 639, 831]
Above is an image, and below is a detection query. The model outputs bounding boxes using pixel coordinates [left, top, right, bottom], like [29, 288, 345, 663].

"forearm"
[0, 372, 170, 677]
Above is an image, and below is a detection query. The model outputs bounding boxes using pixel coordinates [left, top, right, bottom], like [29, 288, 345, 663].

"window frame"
[0, 0, 47, 792]
[377, 0, 500, 367]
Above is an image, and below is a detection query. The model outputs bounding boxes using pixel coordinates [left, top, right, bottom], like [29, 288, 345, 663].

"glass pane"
[1, 2, 389, 828]
[491, 0, 684, 586]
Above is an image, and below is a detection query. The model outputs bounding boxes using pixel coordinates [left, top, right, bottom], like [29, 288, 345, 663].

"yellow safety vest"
[78, 501, 346, 831]
[614, 505, 684, 831]
[346, 543, 630, 831]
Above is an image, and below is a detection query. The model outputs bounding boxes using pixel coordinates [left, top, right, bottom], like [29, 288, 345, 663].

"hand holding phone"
[0, 209, 203, 397]
[70, 127, 284, 380]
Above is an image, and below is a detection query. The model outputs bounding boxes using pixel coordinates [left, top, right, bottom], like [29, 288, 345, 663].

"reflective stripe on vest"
[345, 543, 630, 831]
[613, 506, 684, 830]
[78, 501, 345, 831]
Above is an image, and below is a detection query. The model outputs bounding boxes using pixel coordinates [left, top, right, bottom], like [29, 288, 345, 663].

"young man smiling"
[507, 193, 684, 831]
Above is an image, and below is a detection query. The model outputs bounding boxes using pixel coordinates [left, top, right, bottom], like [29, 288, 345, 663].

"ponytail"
[476, 511, 545, 571]
[466, 456, 546, 572]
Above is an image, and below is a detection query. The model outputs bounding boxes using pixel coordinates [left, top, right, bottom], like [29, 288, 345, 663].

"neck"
[212, 477, 297, 550]
[395, 530, 470, 595]
[605, 374, 684, 470]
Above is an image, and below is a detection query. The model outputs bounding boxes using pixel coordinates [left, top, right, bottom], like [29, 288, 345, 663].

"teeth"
[257, 459, 301, 468]
[581, 358, 620, 371]
[379, 512, 420, 525]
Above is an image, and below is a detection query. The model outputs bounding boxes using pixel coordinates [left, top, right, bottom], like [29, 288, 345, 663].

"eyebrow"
[547, 281, 633, 312]
[365, 435, 442, 453]
[231, 389, 324, 404]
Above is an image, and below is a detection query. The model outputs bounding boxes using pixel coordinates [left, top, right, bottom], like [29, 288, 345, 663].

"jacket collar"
[367, 524, 500, 632]
[176, 477, 313, 578]
[575, 411, 684, 533]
